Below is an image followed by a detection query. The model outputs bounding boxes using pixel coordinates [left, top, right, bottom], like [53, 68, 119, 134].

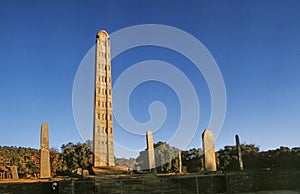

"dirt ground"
[0, 177, 62, 184]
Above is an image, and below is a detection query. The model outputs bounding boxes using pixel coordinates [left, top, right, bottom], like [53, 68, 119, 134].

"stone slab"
[202, 129, 217, 171]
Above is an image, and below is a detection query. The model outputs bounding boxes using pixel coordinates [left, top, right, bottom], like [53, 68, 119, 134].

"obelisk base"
[92, 166, 130, 175]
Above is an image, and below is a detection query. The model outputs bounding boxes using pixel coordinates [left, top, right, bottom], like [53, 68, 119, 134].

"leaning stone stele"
[202, 129, 217, 172]
[146, 131, 156, 173]
[40, 122, 51, 178]
[235, 134, 244, 170]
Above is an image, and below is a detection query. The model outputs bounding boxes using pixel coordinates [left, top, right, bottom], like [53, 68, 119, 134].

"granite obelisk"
[93, 30, 115, 167]
[40, 122, 51, 178]
[202, 129, 217, 172]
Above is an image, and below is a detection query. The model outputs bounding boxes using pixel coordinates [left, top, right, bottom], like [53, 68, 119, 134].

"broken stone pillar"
[235, 134, 244, 170]
[10, 166, 18, 179]
[40, 122, 51, 178]
[146, 131, 156, 173]
[82, 170, 89, 178]
[76, 168, 83, 176]
[202, 129, 217, 172]
[178, 150, 182, 173]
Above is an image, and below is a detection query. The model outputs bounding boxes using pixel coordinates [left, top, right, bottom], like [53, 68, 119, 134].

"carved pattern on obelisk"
[40, 122, 51, 178]
[146, 131, 156, 172]
[93, 30, 115, 167]
[202, 129, 217, 172]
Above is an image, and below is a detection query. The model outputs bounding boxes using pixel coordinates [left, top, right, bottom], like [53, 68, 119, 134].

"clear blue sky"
[0, 0, 299, 158]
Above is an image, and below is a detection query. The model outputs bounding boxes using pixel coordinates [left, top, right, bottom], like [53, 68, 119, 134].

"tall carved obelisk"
[40, 122, 51, 178]
[93, 30, 115, 167]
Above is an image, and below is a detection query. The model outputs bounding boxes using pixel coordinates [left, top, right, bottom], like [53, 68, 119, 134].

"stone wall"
[227, 170, 300, 193]
[0, 171, 299, 194]
[0, 182, 59, 194]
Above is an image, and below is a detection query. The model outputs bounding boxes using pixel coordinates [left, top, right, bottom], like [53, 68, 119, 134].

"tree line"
[136, 142, 300, 173]
[0, 141, 299, 178]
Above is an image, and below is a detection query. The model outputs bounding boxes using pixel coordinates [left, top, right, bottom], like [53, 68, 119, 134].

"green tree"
[182, 148, 203, 172]
[136, 142, 180, 173]
[60, 142, 92, 172]
[154, 142, 180, 173]
[50, 148, 63, 176]
[216, 144, 261, 171]
[241, 144, 260, 169]
[217, 146, 239, 171]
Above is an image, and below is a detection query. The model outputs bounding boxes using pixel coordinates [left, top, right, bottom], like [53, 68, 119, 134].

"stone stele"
[93, 30, 114, 167]
[40, 122, 51, 178]
[146, 131, 156, 172]
[178, 150, 183, 173]
[202, 129, 217, 172]
[10, 166, 18, 179]
[235, 134, 244, 170]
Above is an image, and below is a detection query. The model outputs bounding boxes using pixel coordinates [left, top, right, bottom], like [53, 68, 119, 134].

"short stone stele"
[82, 170, 89, 178]
[10, 166, 18, 179]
